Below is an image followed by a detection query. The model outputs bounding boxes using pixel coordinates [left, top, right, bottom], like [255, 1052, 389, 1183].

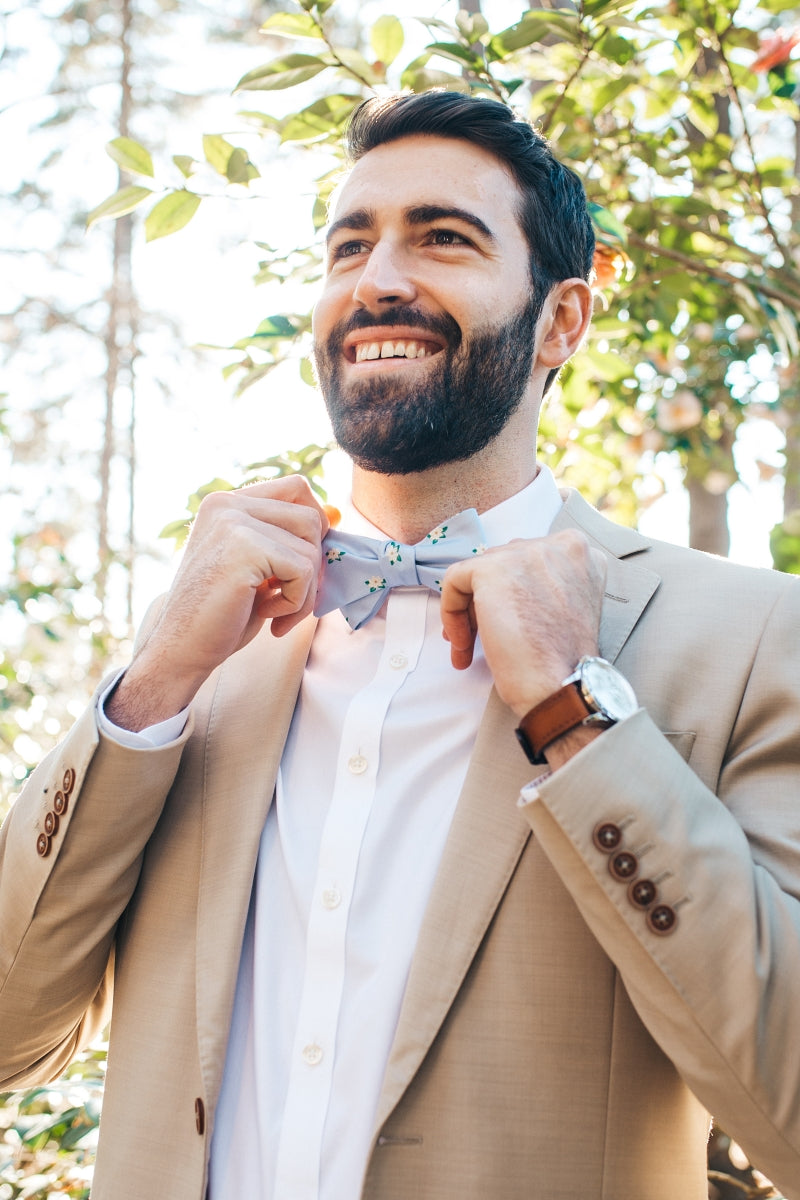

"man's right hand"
[106, 476, 329, 732]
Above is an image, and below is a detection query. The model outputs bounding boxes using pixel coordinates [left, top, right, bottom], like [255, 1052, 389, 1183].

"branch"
[709, 9, 787, 255]
[626, 229, 800, 314]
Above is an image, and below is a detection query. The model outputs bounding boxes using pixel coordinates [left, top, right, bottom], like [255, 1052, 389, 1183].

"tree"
[93, 0, 800, 571]
[3, 1, 799, 1194]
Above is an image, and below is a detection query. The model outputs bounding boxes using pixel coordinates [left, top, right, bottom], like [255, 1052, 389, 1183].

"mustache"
[324, 306, 462, 352]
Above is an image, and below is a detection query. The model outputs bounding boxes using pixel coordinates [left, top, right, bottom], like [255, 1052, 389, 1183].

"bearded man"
[2, 91, 800, 1200]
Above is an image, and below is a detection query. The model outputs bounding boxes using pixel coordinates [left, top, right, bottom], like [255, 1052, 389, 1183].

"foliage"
[159, 442, 332, 547]
[0, 1041, 105, 1199]
[89, 0, 800, 564]
[3, 1, 800, 1196]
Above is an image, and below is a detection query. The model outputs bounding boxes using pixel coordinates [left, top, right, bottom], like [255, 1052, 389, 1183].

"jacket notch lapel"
[194, 619, 316, 1104]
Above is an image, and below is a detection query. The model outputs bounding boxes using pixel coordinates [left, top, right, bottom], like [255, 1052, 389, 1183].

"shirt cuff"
[97, 671, 189, 748]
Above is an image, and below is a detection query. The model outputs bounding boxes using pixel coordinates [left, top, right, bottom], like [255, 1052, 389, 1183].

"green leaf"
[234, 54, 330, 92]
[333, 47, 382, 85]
[426, 41, 484, 69]
[370, 15, 404, 66]
[203, 133, 236, 175]
[588, 202, 628, 245]
[300, 356, 317, 387]
[254, 313, 306, 338]
[86, 184, 153, 228]
[260, 11, 323, 38]
[144, 190, 202, 241]
[280, 93, 360, 144]
[455, 10, 489, 41]
[106, 136, 154, 177]
[490, 9, 581, 55]
[226, 146, 260, 184]
[173, 154, 197, 178]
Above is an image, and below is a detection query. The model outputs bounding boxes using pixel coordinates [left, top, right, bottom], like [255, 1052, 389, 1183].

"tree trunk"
[97, 0, 135, 621]
[686, 477, 730, 557]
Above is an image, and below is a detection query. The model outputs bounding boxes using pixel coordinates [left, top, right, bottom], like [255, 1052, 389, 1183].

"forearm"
[521, 710, 800, 1197]
[0, 689, 190, 1086]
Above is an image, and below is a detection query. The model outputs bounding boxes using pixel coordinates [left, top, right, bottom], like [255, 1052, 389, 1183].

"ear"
[535, 278, 593, 369]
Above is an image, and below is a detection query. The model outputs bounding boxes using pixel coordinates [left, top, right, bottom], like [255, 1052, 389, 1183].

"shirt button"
[348, 754, 368, 775]
[302, 1043, 323, 1066]
[389, 653, 408, 670]
[322, 886, 342, 910]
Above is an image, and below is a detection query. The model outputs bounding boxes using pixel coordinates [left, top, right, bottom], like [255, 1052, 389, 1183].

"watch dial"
[581, 658, 638, 721]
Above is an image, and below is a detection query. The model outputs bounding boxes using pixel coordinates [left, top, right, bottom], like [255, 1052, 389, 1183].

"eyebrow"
[326, 204, 497, 245]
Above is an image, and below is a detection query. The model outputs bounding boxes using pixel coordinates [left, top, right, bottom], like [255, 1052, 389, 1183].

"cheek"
[312, 279, 349, 343]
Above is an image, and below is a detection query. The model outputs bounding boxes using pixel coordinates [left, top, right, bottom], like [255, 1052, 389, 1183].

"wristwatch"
[515, 655, 638, 765]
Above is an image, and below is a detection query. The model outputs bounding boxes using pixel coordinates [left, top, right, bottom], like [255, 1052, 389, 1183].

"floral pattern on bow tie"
[426, 525, 448, 544]
[365, 576, 386, 593]
[326, 548, 346, 563]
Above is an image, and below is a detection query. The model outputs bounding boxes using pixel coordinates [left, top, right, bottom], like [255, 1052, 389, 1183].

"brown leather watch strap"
[515, 683, 593, 765]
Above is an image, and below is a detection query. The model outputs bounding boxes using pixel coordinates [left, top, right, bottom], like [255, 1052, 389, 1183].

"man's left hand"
[440, 530, 607, 720]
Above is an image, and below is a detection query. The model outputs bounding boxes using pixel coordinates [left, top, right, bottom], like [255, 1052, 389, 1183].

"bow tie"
[314, 508, 488, 630]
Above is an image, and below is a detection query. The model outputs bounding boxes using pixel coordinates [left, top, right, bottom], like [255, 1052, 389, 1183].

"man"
[1, 91, 800, 1200]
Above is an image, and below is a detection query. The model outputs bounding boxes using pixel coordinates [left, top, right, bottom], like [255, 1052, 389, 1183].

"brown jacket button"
[628, 878, 657, 909]
[195, 1097, 205, 1135]
[36, 833, 51, 858]
[609, 850, 638, 881]
[647, 904, 677, 935]
[593, 822, 622, 853]
[63, 768, 76, 794]
[44, 811, 59, 837]
[53, 790, 68, 816]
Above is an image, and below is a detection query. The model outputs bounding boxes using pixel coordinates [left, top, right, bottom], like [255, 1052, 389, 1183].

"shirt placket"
[271, 591, 425, 1199]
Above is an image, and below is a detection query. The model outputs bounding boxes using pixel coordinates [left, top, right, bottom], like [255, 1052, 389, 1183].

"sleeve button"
[36, 833, 51, 857]
[44, 811, 59, 837]
[62, 768, 76, 794]
[609, 850, 638, 881]
[647, 904, 678, 935]
[628, 878, 657, 908]
[593, 822, 623, 853]
[53, 791, 68, 816]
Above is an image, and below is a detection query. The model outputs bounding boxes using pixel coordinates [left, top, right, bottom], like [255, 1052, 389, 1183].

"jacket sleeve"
[0, 683, 192, 1088]
[520, 573, 800, 1199]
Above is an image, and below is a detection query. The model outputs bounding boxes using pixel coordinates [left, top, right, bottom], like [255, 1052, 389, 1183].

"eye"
[425, 228, 470, 247]
[330, 239, 368, 262]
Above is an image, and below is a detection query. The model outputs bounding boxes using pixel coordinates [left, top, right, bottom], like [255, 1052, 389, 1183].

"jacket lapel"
[194, 618, 316, 1104]
[375, 488, 662, 1129]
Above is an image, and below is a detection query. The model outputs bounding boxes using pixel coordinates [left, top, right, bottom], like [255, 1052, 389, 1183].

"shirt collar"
[338, 464, 563, 547]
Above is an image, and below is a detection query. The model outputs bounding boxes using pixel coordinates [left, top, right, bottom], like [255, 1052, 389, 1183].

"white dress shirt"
[101, 467, 563, 1200]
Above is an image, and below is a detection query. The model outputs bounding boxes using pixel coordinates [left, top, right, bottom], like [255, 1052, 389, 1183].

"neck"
[350, 448, 538, 544]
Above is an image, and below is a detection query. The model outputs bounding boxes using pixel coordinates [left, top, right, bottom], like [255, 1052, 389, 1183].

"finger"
[440, 565, 479, 670]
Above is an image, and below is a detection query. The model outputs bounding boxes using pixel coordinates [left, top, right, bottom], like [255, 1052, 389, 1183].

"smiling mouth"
[341, 325, 448, 365]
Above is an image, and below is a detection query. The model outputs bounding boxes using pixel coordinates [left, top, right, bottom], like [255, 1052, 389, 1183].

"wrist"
[515, 656, 637, 766]
[106, 656, 206, 732]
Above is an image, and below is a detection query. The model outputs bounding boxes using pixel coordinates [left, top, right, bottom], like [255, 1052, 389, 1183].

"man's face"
[312, 134, 541, 475]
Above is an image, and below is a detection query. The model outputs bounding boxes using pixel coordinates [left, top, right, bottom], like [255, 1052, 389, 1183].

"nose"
[352, 240, 417, 309]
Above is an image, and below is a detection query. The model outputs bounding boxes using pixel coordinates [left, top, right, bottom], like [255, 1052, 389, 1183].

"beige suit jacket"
[2, 490, 800, 1200]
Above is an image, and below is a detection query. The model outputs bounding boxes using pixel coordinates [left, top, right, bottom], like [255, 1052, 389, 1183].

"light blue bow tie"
[314, 509, 488, 630]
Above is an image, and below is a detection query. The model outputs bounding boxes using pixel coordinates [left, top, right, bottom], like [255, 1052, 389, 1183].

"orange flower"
[591, 243, 626, 290]
[753, 28, 800, 73]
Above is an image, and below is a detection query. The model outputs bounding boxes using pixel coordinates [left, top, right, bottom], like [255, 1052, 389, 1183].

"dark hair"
[344, 91, 595, 296]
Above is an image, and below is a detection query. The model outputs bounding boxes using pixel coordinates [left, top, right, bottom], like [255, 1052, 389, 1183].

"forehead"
[329, 133, 526, 240]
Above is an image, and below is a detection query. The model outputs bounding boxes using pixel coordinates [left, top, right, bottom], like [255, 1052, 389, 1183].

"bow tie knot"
[314, 509, 487, 629]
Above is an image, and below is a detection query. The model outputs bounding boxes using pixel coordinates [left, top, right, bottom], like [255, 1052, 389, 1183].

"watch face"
[580, 657, 638, 722]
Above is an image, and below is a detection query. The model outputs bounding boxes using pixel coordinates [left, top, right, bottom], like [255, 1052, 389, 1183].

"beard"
[313, 294, 542, 475]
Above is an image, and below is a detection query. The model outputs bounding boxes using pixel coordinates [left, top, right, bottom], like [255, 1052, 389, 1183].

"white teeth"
[354, 338, 436, 362]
